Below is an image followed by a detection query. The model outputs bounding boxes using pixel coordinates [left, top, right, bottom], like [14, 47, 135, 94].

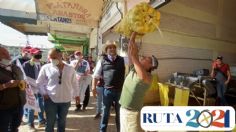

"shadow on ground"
[19, 95, 116, 132]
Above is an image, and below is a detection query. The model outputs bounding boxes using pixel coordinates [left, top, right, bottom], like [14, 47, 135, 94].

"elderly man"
[36, 48, 80, 132]
[0, 47, 26, 132]
[92, 41, 125, 132]
[119, 32, 158, 132]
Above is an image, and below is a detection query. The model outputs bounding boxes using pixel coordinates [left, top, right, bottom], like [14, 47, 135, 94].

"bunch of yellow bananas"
[115, 2, 161, 37]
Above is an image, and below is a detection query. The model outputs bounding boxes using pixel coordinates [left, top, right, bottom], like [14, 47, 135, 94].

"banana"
[115, 2, 161, 38]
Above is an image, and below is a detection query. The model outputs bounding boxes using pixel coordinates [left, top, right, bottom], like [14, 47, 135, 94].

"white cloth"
[16, 58, 26, 79]
[93, 59, 102, 79]
[120, 107, 142, 132]
[71, 59, 90, 104]
[78, 76, 88, 104]
[26, 76, 39, 94]
[36, 63, 79, 103]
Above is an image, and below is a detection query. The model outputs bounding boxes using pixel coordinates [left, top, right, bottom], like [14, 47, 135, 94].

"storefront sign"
[36, 0, 103, 27]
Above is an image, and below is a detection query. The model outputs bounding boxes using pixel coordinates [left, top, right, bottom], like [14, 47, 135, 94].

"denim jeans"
[0, 106, 23, 132]
[215, 72, 228, 106]
[100, 88, 121, 132]
[44, 98, 71, 132]
[28, 93, 45, 125]
[96, 86, 104, 114]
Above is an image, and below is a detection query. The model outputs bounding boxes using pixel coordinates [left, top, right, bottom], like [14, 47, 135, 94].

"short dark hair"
[216, 56, 223, 60]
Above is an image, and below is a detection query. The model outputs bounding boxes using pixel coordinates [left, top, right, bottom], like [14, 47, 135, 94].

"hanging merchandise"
[115, 2, 161, 37]
[158, 83, 169, 106]
[174, 87, 190, 106]
[143, 74, 160, 105]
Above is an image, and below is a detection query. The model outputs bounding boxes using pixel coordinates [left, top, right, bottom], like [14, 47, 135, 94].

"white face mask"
[50, 59, 59, 66]
[0, 59, 11, 66]
[34, 62, 41, 65]
[75, 55, 80, 60]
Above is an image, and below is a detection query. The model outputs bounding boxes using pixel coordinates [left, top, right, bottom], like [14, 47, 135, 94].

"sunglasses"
[58, 72, 62, 85]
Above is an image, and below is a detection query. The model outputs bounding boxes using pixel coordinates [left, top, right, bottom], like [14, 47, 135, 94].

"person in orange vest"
[211, 56, 231, 105]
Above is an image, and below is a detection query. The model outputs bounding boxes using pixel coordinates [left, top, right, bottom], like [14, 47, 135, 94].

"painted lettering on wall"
[51, 17, 72, 23]
[45, 2, 91, 21]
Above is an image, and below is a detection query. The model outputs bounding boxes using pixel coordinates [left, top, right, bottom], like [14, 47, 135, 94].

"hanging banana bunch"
[115, 2, 161, 37]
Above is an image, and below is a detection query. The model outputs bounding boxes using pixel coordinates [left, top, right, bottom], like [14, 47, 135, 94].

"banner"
[24, 77, 40, 112]
[24, 87, 40, 112]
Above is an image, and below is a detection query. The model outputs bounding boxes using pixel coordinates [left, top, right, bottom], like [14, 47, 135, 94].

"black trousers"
[0, 106, 23, 132]
[76, 85, 90, 109]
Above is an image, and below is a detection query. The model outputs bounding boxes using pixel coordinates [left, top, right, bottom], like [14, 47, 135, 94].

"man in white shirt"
[70, 51, 90, 111]
[36, 48, 80, 132]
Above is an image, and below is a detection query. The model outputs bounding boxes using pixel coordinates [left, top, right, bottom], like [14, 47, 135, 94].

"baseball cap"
[74, 51, 82, 56]
[22, 46, 32, 53]
[30, 48, 42, 55]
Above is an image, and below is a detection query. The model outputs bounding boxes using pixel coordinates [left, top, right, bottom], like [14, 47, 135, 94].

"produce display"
[115, 2, 161, 37]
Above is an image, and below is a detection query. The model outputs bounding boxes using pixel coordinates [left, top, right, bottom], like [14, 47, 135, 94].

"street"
[19, 95, 116, 132]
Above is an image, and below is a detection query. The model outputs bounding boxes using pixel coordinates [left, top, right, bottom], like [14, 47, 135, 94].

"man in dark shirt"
[12, 46, 32, 66]
[211, 56, 231, 105]
[23, 48, 46, 130]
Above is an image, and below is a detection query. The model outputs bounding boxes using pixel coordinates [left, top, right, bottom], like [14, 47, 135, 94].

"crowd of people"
[0, 32, 232, 132]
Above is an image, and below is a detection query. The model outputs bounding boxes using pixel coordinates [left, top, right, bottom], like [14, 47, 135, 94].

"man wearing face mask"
[70, 51, 90, 111]
[22, 48, 46, 131]
[0, 47, 26, 132]
[36, 48, 80, 132]
[12, 46, 32, 68]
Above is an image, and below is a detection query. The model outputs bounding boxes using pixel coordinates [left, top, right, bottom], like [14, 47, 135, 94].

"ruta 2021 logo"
[141, 106, 235, 131]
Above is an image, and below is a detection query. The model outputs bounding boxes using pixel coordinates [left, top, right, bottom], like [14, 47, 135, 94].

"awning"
[0, 0, 37, 24]
[8, 20, 92, 35]
[1, 0, 104, 35]
[0, 22, 53, 49]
